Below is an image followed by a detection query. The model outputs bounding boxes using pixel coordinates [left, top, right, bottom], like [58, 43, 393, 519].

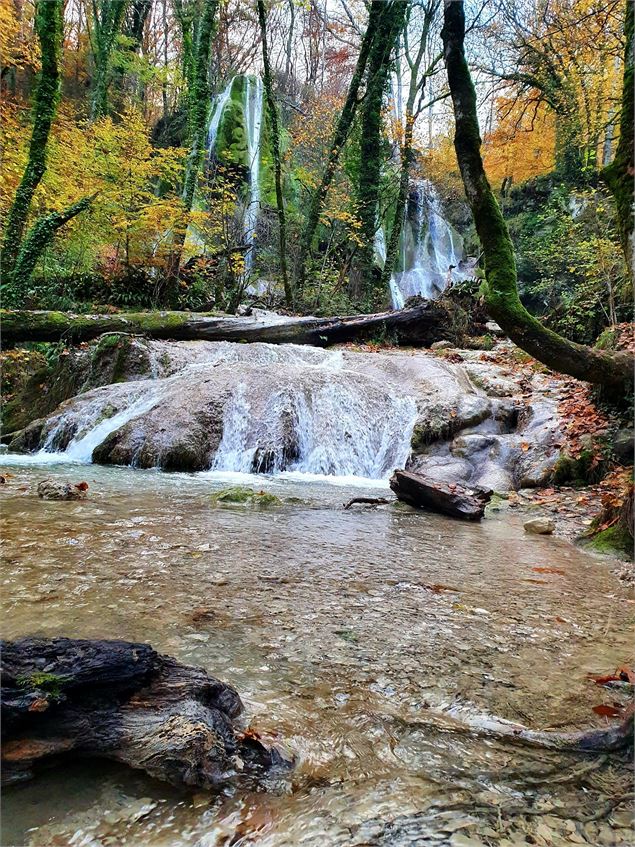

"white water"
[242, 76, 264, 274]
[207, 78, 234, 156]
[390, 179, 473, 309]
[6, 343, 419, 480]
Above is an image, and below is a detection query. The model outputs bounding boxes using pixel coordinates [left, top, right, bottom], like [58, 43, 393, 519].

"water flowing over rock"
[389, 180, 475, 309]
[6, 340, 564, 490]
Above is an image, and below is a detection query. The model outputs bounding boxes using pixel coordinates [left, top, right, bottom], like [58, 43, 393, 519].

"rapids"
[1, 464, 633, 846]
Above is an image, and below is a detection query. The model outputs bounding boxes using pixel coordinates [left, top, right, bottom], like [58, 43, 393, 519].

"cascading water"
[9, 342, 419, 480]
[242, 76, 264, 274]
[389, 179, 474, 309]
[211, 354, 418, 478]
[207, 79, 234, 156]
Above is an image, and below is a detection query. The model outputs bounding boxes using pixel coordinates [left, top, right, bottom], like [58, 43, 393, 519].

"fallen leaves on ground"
[592, 704, 624, 718]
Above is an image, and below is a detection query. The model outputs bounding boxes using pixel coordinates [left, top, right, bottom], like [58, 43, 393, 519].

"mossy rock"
[583, 524, 633, 558]
[553, 449, 608, 486]
[210, 486, 282, 508]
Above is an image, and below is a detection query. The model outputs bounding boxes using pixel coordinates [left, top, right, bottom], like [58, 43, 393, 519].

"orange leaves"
[588, 666, 635, 687]
[532, 567, 566, 575]
[557, 379, 610, 463]
[592, 704, 625, 718]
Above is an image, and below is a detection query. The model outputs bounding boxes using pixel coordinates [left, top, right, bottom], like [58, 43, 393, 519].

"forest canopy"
[0, 0, 631, 342]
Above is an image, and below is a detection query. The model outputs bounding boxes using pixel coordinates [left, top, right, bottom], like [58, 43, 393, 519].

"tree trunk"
[1, 0, 63, 284]
[166, 0, 219, 302]
[296, 0, 383, 288]
[381, 109, 415, 292]
[1, 302, 457, 348]
[441, 0, 633, 391]
[1, 637, 283, 788]
[90, 0, 128, 121]
[356, 1, 408, 306]
[257, 0, 292, 308]
[10, 195, 97, 287]
[602, 0, 634, 275]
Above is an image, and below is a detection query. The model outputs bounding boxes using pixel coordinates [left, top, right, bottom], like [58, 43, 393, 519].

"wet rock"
[524, 517, 556, 535]
[431, 340, 454, 351]
[37, 480, 88, 500]
[612, 429, 634, 464]
[210, 486, 282, 507]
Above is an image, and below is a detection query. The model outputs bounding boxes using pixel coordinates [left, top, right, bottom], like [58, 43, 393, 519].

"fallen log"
[401, 702, 634, 753]
[1, 637, 288, 788]
[1, 302, 455, 347]
[389, 469, 492, 520]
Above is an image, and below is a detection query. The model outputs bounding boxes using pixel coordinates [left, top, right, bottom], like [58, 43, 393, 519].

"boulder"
[523, 517, 556, 535]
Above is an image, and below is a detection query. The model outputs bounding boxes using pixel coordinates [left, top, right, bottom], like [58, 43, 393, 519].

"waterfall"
[242, 76, 264, 274]
[207, 78, 234, 155]
[389, 179, 473, 309]
[11, 342, 420, 480]
[212, 354, 418, 478]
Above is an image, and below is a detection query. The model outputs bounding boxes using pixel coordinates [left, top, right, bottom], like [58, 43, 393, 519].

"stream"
[1, 463, 633, 846]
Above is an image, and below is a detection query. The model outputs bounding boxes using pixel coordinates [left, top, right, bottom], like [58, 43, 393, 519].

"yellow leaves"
[482, 99, 555, 188]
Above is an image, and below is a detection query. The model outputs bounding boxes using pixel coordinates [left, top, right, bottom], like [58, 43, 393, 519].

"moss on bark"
[441, 0, 633, 391]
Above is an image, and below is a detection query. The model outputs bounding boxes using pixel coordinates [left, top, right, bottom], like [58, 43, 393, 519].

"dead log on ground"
[1, 637, 288, 787]
[1, 302, 455, 347]
[389, 469, 492, 521]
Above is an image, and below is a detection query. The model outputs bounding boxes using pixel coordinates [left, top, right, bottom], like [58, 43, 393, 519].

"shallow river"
[1, 464, 633, 847]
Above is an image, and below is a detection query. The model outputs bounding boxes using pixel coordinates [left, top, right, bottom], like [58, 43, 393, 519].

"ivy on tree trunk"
[1, 0, 64, 284]
[602, 0, 634, 276]
[166, 0, 219, 302]
[257, 0, 292, 308]
[441, 0, 633, 390]
[356, 0, 408, 305]
[90, 0, 129, 120]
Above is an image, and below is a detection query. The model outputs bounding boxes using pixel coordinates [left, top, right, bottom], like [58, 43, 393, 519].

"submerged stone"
[210, 486, 282, 507]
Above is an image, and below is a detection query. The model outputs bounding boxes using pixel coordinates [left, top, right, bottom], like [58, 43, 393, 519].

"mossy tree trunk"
[356, 1, 408, 306]
[166, 0, 219, 302]
[1, 0, 64, 285]
[257, 0, 292, 308]
[90, 0, 129, 120]
[296, 0, 383, 290]
[602, 0, 633, 276]
[441, 0, 633, 390]
[10, 195, 97, 290]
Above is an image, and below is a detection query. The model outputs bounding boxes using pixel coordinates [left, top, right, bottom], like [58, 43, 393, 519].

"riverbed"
[1, 463, 633, 846]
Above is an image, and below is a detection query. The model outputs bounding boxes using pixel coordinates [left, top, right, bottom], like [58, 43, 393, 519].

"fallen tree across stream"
[1, 637, 288, 788]
[1, 302, 457, 347]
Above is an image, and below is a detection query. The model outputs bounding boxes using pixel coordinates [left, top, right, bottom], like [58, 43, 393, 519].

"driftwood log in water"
[1, 302, 455, 347]
[403, 703, 635, 754]
[1, 637, 285, 787]
[389, 469, 492, 520]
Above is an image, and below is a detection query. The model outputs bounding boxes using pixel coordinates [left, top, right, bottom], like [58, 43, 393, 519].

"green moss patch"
[210, 486, 282, 507]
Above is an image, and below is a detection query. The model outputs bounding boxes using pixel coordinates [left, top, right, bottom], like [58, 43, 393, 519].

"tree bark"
[356, 1, 408, 305]
[90, 0, 128, 121]
[602, 0, 634, 275]
[11, 195, 97, 285]
[1, 637, 284, 788]
[296, 0, 383, 288]
[1, 0, 64, 284]
[441, 0, 633, 391]
[166, 0, 219, 302]
[1, 302, 457, 347]
[257, 0, 292, 308]
[389, 469, 492, 520]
